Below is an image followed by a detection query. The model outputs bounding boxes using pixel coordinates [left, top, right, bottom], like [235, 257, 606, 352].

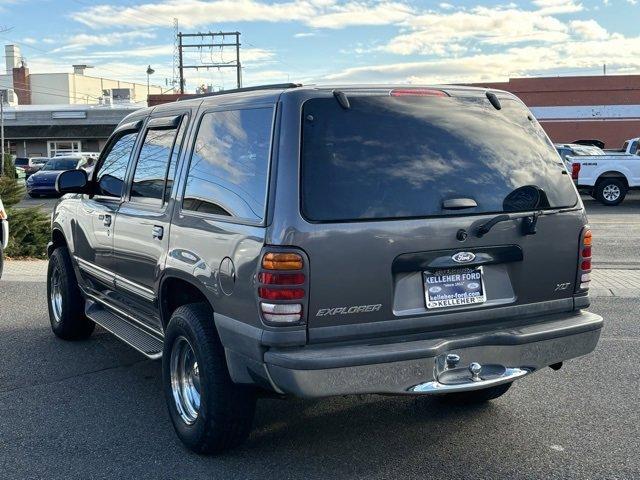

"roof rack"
[178, 83, 302, 101]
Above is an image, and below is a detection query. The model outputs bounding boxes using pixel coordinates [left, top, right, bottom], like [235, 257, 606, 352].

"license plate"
[423, 267, 486, 310]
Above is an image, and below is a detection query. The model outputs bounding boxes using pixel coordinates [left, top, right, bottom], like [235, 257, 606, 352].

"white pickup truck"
[570, 137, 640, 206]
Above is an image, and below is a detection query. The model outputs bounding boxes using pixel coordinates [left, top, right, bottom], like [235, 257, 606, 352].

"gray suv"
[48, 84, 603, 454]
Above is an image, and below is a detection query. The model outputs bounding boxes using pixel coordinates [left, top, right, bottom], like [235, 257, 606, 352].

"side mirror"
[56, 169, 89, 194]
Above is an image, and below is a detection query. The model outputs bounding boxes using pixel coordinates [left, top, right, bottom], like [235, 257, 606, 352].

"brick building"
[468, 75, 640, 148]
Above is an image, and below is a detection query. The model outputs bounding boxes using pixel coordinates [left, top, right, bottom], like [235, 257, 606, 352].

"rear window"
[301, 95, 578, 222]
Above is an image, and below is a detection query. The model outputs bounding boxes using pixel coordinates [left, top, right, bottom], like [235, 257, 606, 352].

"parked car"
[555, 143, 605, 167]
[14, 156, 50, 177]
[604, 137, 639, 155]
[26, 157, 80, 197]
[569, 137, 640, 205]
[48, 84, 602, 454]
[0, 196, 7, 279]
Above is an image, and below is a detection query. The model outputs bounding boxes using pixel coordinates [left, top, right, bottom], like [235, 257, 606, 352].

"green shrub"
[4, 207, 50, 259]
[0, 175, 25, 207]
[2, 153, 16, 179]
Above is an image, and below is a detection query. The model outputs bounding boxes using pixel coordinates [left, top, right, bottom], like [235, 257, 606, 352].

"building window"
[48, 141, 82, 157]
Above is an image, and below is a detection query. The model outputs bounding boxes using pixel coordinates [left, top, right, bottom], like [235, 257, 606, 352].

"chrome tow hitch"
[409, 353, 531, 394]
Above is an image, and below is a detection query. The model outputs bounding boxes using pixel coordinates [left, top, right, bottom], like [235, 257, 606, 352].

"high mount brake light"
[258, 250, 307, 324]
[390, 88, 448, 97]
[577, 228, 592, 292]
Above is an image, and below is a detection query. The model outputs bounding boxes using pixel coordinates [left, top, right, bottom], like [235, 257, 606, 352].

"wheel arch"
[596, 171, 629, 188]
[48, 226, 69, 257]
[158, 271, 215, 331]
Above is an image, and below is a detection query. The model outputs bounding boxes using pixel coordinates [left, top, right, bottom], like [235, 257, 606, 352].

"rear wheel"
[47, 247, 95, 340]
[438, 382, 512, 405]
[595, 178, 627, 206]
[28, 192, 40, 198]
[162, 303, 256, 454]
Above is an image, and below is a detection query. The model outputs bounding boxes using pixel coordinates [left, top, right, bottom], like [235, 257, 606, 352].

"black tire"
[47, 247, 95, 340]
[438, 382, 512, 405]
[163, 303, 256, 454]
[594, 178, 627, 206]
[28, 192, 40, 198]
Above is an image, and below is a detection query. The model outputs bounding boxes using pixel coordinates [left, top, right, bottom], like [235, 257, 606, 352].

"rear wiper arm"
[476, 211, 548, 238]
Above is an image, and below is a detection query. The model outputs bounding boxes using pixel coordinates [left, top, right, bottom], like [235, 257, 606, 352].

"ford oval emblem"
[452, 251, 475, 263]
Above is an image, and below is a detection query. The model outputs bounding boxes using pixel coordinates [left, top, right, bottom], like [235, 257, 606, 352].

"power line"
[178, 31, 241, 93]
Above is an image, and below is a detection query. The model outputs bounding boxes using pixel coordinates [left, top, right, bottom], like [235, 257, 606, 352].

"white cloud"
[439, 2, 454, 9]
[294, 32, 317, 38]
[532, 0, 583, 14]
[52, 31, 157, 53]
[570, 19, 609, 40]
[306, 2, 413, 28]
[70, 0, 413, 30]
[382, 6, 569, 56]
[324, 34, 640, 84]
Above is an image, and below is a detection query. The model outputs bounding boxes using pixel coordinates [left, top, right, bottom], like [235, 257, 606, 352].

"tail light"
[576, 228, 592, 292]
[258, 249, 307, 325]
[0, 198, 6, 220]
[571, 163, 581, 180]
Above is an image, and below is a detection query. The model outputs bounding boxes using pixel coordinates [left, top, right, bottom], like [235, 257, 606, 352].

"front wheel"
[47, 248, 95, 340]
[595, 178, 627, 206]
[162, 303, 256, 454]
[438, 382, 512, 405]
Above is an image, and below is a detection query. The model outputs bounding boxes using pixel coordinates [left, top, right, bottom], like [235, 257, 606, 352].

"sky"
[0, 0, 639, 92]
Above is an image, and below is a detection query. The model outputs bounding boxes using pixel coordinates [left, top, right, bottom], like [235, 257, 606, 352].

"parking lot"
[1, 195, 639, 479]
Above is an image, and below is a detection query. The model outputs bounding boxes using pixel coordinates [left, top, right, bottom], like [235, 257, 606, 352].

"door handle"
[152, 225, 164, 240]
[102, 214, 112, 227]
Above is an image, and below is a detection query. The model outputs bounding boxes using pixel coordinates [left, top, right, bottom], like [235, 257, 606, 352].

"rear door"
[111, 112, 190, 331]
[293, 90, 584, 341]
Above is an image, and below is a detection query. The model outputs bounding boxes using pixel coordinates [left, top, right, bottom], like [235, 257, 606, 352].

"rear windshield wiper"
[476, 211, 545, 237]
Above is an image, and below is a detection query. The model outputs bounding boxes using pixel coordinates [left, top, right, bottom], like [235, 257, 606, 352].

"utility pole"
[603, 63, 607, 76]
[177, 31, 242, 93]
[0, 90, 4, 176]
[178, 32, 184, 94]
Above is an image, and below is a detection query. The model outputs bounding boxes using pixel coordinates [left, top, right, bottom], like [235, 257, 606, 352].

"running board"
[86, 302, 163, 359]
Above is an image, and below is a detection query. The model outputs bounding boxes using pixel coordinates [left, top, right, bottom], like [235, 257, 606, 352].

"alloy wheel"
[170, 336, 201, 425]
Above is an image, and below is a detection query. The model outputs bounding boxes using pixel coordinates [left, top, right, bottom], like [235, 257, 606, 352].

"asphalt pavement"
[0, 282, 636, 479]
[0, 193, 638, 479]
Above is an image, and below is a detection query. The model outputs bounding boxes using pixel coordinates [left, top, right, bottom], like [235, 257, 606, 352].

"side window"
[183, 107, 273, 221]
[130, 122, 180, 205]
[95, 132, 139, 197]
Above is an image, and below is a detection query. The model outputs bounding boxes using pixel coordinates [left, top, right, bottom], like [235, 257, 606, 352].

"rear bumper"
[262, 310, 602, 398]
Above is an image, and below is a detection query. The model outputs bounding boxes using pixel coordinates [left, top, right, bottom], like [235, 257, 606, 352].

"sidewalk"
[1, 260, 48, 283]
[2, 260, 639, 298]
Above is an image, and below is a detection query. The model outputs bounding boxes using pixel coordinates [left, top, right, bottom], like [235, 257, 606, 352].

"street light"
[146, 65, 155, 98]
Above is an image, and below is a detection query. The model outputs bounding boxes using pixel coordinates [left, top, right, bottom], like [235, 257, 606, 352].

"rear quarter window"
[182, 107, 273, 222]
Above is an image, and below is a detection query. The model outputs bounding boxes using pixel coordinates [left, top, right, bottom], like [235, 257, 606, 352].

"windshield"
[42, 158, 78, 171]
[31, 158, 49, 165]
[301, 94, 578, 222]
